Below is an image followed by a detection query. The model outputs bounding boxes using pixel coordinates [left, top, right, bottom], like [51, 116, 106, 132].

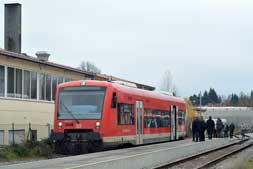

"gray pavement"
[0, 138, 241, 169]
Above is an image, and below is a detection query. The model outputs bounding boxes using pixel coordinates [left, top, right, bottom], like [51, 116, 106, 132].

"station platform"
[0, 137, 242, 169]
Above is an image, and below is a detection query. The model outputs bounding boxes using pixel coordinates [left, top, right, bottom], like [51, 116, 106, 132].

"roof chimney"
[35, 51, 50, 61]
[4, 3, 22, 53]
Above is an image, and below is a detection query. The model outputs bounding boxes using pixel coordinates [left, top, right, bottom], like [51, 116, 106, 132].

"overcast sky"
[0, 0, 253, 97]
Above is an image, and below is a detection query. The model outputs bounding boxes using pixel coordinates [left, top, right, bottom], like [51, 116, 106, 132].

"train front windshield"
[58, 86, 106, 120]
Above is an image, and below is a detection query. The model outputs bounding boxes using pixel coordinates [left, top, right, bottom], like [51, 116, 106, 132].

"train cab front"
[51, 83, 106, 154]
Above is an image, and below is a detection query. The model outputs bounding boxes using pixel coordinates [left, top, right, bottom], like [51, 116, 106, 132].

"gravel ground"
[210, 146, 253, 169]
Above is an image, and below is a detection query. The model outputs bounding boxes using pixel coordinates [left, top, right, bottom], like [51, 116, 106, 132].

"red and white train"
[51, 80, 186, 154]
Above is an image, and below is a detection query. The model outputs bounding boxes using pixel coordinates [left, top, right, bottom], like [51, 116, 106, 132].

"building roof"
[0, 49, 155, 90]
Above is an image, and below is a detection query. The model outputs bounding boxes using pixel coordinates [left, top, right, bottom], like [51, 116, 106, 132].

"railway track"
[155, 138, 252, 169]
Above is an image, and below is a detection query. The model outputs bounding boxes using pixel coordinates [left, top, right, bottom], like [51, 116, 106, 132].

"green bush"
[29, 146, 40, 156]
[0, 139, 54, 161]
[32, 139, 53, 156]
[0, 146, 20, 160]
[13, 144, 30, 157]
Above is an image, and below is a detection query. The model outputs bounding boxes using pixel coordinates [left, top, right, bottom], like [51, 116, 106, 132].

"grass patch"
[0, 139, 54, 161]
[235, 158, 253, 169]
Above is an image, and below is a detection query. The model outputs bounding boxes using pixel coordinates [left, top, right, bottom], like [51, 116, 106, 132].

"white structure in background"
[155, 90, 173, 96]
[202, 107, 253, 127]
[112, 81, 137, 88]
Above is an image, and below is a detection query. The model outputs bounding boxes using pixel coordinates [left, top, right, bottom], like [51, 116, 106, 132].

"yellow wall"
[0, 98, 54, 144]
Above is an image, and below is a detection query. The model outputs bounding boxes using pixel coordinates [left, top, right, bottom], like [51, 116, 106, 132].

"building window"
[7, 67, 24, 98]
[7, 67, 15, 97]
[58, 77, 63, 85]
[15, 69, 22, 98]
[8, 129, 25, 145]
[39, 73, 46, 100]
[65, 78, 73, 82]
[118, 103, 134, 125]
[3, 66, 79, 101]
[0, 66, 4, 97]
[0, 130, 4, 145]
[23, 70, 31, 99]
[46, 74, 51, 101]
[31, 72, 37, 99]
[30, 130, 37, 142]
[52, 76, 57, 100]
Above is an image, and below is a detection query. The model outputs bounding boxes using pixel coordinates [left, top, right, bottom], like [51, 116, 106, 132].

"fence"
[0, 123, 53, 145]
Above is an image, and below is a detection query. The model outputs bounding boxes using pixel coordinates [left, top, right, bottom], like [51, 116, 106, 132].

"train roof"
[111, 81, 185, 104]
[63, 80, 185, 104]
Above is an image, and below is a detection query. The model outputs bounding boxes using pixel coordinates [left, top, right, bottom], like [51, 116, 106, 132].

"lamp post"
[199, 92, 202, 116]
[199, 92, 202, 108]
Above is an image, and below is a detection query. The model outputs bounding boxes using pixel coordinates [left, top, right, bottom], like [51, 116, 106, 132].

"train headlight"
[96, 121, 100, 128]
[58, 122, 63, 127]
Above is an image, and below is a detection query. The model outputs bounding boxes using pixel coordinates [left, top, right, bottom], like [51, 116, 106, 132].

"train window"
[167, 111, 171, 126]
[144, 109, 171, 128]
[153, 110, 161, 128]
[178, 111, 185, 125]
[58, 86, 106, 120]
[118, 103, 134, 125]
[111, 92, 117, 108]
[144, 109, 156, 128]
[161, 111, 169, 127]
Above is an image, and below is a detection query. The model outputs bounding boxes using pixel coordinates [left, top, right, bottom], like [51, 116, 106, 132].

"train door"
[170, 105, 178, 140]
[136, 101, 143, 144]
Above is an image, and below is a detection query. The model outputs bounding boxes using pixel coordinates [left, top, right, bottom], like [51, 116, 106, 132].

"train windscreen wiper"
[61, 102, 80, 124]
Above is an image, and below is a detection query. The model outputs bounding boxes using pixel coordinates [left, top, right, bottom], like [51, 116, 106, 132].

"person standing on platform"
[206, 116, 215, 139]
[216, 118, 224, 138]
[192, 117, 200, 142]
[224, 124, 229, 137]
[199, 117, 206, 141]
[229, 123, 235, 138]
[240, 123, 247, 139]
[213, 127, 217, 138]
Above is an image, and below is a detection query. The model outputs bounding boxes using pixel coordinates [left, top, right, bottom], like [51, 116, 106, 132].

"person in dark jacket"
[216, 118, 224, 138]
[199, 117, 206, 141]
[229, 123, 235, 138]
[224, 124, 229, 138]
[192, 117, 200, 142]
[206, 116, 215, 139]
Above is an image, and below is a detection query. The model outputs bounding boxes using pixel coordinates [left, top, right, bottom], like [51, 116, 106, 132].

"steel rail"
[154, 138, 251, 169]
[196, 141, 252, 169]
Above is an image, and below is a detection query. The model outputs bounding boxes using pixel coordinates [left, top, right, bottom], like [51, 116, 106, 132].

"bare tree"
[79, 61, 87, 71]
[78, 61, 101, 74]
[159, 70, 177, 96]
